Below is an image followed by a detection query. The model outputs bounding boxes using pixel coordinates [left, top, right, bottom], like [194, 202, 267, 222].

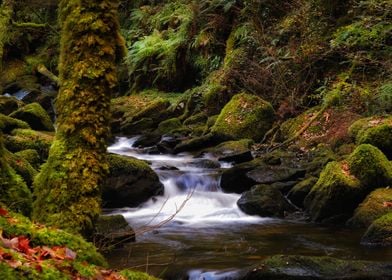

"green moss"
[0, 113, 30, 133]
[157, 117, 183, 134]
[0, 209, 112, 279]
[107, 153, 152, 176]
[348, 188, 392, 228]
[120, 269, 159, 280]
[0, 133, 32, 216]
[14, 148, 41, 169]
[4, 149, 37, 186]
[209, 139, 254, 155]
[9, 102, 54, 131]
[212, 93, 275, 141]
[362, 213, 392, 246]
[5, 128, 53, 159]
[348, 144, 392, 189]
[304, 161, 362, 222]
[183, 112, 208, 126]
[357, 123, 392, 159]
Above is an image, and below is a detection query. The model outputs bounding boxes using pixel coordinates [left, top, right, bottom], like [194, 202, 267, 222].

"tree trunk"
[33, 0, 125, 236]
[0, 0, 15, 72]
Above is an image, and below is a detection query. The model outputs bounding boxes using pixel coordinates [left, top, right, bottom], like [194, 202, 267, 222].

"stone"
[237, 185, 294, 217]
[9, 102, 54, 131]
[103, 154, 164, 208]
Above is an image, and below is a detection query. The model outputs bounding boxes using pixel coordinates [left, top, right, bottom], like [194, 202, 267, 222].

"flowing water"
[106, 137, 392, 279]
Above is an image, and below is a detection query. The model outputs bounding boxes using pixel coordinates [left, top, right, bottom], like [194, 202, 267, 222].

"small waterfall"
[108, 137, 266, 228]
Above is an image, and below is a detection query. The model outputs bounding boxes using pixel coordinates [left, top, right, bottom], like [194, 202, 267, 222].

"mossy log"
[33, 0, 125, 236]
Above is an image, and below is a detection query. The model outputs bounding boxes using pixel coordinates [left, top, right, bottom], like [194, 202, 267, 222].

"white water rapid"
[108, 137, 268, 228]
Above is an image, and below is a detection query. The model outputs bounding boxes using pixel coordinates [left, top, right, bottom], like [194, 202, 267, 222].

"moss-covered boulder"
[4, 149, 38, 186]
[0, 134, 32, 216]
[347, 144, 392, 189]
[157, 117, 183, 134]
[0, 113, 30, 133]
[103, 154, 164, 208]
[348, 188, 392, 228]
[94, 215, 135, 250]
[211, 93, 274, 141]
[239, 255, 392, 279]
[361, 213, 392, 246]
[14, 149, 42, 169]
[287, 176, 318, 208]
[120, 98, 171, 135]
[9, 102, 54, 131]
[304, 161, 362, 222]
[237, 185, 294, 217]
[349, 116, 392, 159]
[4, 128, 54, 159]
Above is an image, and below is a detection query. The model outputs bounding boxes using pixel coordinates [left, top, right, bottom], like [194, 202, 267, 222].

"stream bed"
[105, 137, 392, 279]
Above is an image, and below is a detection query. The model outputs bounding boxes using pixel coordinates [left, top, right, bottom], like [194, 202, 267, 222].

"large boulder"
[211, 93, 274, 141]
[237, 185, 294, 217]
[347, 144, 392, 189]
[9, 102, 54, 131]
[239, 255, 392, 279]
[348, 188, 392, 228]
[304, 161, 362, 223]
[103, 154, 164, 208]
[361, 213, 392, 246]
[349, 116, 392, 158]
[4, 149, 37, 187]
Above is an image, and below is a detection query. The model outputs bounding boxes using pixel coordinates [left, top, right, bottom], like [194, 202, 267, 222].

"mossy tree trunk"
[0, 0, 15, 72]
[33, 0, 125, 236]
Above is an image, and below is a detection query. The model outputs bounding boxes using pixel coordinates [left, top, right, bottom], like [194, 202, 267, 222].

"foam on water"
[108, 136, 268, 228]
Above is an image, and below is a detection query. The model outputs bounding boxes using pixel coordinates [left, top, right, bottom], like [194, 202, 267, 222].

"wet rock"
[238, 255, 392, 279]
[237, 185, 294, 217]
[103, 154, 164, 208]
[9, 102, 54, 131]
[221, 158, 305, 194]
[188, 158, 221, 169]
[361, 213, 392, 247]
[173, 133, 230, 154]
[287, 177, 318, 208]
[157, 118, 183, 134]
[133, 133, 162, 148]
[94, 215, 135, 249]
[219, 151, 253, 164]
[157, 136, 182, 153]
[348, 188, 392, 228]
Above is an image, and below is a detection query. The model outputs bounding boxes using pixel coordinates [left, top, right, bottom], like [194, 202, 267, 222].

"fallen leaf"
[0, 208, 8, 216]
[383, 201, 392, 208]
[65, 248, 77, 260]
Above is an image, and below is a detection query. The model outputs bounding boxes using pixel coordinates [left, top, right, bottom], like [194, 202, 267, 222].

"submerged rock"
[211, 93, 275, 141]
[237, 185, 294, 217]
[9, 102, 54, 131]
[238, 255, 392, 279]
[103, 154, 164, 208]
